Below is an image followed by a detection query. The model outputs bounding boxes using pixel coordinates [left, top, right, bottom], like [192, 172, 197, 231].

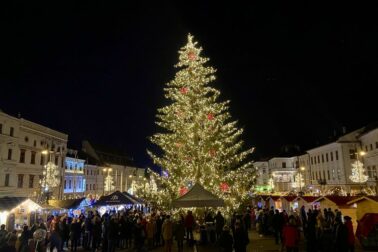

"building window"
[40, 155, 45, 165]
[326, 153, 328, 162]
[367, 166, 372, 177]
[322, 155, 324, 163]
[90, 184, 92, 190]
[10, 127, 14, 137]
[24, 136, 29, 142]
[7, 149, 12, 160]
[331, 152, 333, 161]
[29, 175, 34, 188]
[310, 157, 313, 165]
[349, 149, 356, 160]
[93, 184, 96, 190]
[55, 156, 59, 166]
[64, 180, 67, 189]
[317, 156, 320, 164]
[282, 162, 286, 168]
[17, 174, 24, 188]
[327, 170, 330, 180]
[376, 142, 378, 149]
[33, 140, 37, 147]
[370, 144, 373, 151]
[69, 180, 72, 189]
[31, 151, 36, 164]
[5, 174, 10, 186]
[19, 149, 26, 163]
[86, 184, 88, 191]
[365, 145, 368, 152]
[0, 123, 2, 134]
[335, 151, 339, 160]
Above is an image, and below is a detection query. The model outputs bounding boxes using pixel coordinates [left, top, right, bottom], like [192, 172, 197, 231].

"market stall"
[171, 184, 225, 208]
[95, 191, 136, 214]
[0, 197, 42, 231]
[48, 197, 90, 217]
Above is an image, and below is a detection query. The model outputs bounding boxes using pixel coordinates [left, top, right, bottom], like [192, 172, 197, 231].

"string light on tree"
[349, 160, 368, 183]
[41, 162, 60, 190]
[292, 173, 305, 189]
[147, 34, 255, 210]
[104, 175, 115, 192]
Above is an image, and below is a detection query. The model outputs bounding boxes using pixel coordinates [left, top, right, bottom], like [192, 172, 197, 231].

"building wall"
[0, 111, 68, 198]
[63, 156, 85, 198]
[359, 129, 378, 193]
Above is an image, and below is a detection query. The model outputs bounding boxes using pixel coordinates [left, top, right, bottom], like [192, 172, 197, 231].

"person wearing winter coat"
[282, 216, 300, 252]
[233, 221, 249, 252]
[70, 218, 81, 252]
[344, 216, 355, 252]
[174, 217, 185, 252]
[218, 225, 233, 252]
[162, 215, 174, 252]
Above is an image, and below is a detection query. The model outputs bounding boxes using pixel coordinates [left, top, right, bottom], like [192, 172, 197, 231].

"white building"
[358, 126, 378, 193]
[0, 110, 68, 199]
[63, 150, 86, 198]
[269, 157, 297, 192]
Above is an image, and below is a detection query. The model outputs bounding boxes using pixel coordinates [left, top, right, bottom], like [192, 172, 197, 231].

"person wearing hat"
[344, 216, 355, 252]
[218, 225, 233, 252]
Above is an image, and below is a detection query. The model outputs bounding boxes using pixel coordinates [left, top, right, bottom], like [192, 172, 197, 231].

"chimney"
[342, 126, 346, 134]
[17, 112, 21, 118]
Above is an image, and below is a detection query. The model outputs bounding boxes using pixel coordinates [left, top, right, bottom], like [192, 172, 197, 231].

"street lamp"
[299, 166, 305, 193]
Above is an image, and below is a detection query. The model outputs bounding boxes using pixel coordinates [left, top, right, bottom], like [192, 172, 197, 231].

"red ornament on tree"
[175, 142, 183, 148]
[220, 182, 229, 192]
[207, 113, 214, 121]
[179, 186, 189, 196]
[180, 87, 188, 94]
[188, 51, 196, 61]
[209, 149, 216, 157]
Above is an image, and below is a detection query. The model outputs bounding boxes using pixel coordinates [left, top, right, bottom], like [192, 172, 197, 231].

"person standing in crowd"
[344, 216, 355, 252]
[134, 218, 146, 252]
[18, 225, 31, 252]
[233, 220, 249, 252]
[282, 216, 300, 252]
[0, 233, 17, 252]
[334, 216, 348, 252]
[185, 210, 195, 245]
[162, 215, 173, 252]
[70, 218, 81, 252]
[215, 211, 225, 241]
[272, 210, 284, 245]
[218, 225, 233, 252]
[174, 215, 185, 252]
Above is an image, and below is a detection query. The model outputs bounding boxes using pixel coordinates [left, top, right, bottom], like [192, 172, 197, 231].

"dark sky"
[2, 2, 378, 167]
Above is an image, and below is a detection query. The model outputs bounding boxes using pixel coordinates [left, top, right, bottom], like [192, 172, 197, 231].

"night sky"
[2, 2, 378, 167]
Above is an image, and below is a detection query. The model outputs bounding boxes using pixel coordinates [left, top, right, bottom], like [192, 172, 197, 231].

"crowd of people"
[0, 208, 250, 252]
[254, 205, 356, 252]
[0, 204, 357, 252]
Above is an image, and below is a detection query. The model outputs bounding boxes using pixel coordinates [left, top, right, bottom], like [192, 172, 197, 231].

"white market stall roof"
[172, 184, 225, 208]
[0, 197, 41, 212]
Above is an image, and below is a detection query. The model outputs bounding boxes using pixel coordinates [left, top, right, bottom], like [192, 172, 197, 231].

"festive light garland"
[145, 34, 255, 211]
[349, 160, 368, 183]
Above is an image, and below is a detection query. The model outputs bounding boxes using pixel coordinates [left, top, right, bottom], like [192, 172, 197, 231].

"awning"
[95, 191, 135, 206]
[48, 198, 88, 209]
[172, 184, 225, 208]
[122, 191, 144, 204]
[0, 197, 28, 211]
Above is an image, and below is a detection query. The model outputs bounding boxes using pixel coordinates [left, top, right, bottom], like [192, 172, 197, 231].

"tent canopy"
[0, 197, 28, 211]
[172, 184, 225, 208]
[95, 191, 135, 206]
[122, 191, 144, 204]
[48, 198, 88, 210]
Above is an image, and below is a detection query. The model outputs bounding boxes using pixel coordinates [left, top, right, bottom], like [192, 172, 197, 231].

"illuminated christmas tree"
[349, 160, 368, 183]
[292, 173, 305, 189]
[41, 161, 60, 191]
[148, 34, 255, 209]
[104, 175, 115, 192]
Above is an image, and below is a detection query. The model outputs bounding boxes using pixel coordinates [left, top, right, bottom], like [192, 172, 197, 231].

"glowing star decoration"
[349, 160, 368, 183]
[188, 51, 196, 61]
[179, 186, 189, 196]
[220, 182, 229, 192]
[41, 162, 60, 190]
[104, 175, 115, 192]
[180, 87, 188, 94]
[209, 149, 217, 157]
[207, 113, 214, 121]
[147, 34, 255, 211]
